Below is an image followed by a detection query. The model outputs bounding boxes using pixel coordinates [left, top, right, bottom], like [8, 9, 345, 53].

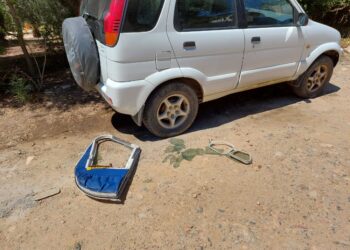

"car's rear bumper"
[96, 78, 153, 116]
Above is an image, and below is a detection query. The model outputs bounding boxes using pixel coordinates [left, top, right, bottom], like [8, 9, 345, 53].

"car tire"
[143, 82, 199, 138]
[62, 17, 100, 91]
[292, 56, 334, 99]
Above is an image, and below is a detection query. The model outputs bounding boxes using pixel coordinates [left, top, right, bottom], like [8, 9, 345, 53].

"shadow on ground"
[111, 83, 341, 141]
[0, 70, 107, 111]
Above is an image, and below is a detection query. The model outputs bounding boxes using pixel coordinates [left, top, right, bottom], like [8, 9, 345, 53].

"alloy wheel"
[307, 64, 329, 92]
[157, 94, 191, 129]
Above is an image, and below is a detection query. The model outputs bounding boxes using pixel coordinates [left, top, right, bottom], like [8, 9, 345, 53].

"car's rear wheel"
[292, 56, 334, 99]
[143, 82, 199, 138]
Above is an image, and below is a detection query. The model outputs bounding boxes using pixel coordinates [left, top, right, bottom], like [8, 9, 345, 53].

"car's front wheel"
[292, 56, 334, 99]
[143, 82, 199, 138]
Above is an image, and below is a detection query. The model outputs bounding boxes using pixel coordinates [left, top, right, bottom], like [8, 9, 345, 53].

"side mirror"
[297, 13, 309, 26]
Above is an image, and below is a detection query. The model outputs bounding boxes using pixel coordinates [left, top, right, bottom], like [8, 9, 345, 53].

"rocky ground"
[0, 53, 350, 249]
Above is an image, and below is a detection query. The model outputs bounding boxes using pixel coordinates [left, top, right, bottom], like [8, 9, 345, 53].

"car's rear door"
[167, 0, 245, 96]
[239, 0, 304, 89]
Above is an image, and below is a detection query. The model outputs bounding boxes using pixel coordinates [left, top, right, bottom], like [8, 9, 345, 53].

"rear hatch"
[80, 0, 127, 83]
[80, 0, 126, 47]
[80, 0, 169, 83]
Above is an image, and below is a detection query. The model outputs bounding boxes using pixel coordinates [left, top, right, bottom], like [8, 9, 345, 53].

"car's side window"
[174, 0, 237, 32]
[244, 0, 294, 27]
[123, 0, 165, 32]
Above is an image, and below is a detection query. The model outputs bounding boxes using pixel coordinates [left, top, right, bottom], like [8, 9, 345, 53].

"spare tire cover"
[62, 17, 100, 91]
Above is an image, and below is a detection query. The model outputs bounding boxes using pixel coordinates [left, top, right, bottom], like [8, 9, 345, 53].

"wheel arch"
[161, 77, 204, 102]
[297, 42, 342, 76]
[322, 50, 340, 66]
[291, 45, 339, 89]
[132, 76, 204, 126]
[145, 77, 204, 108]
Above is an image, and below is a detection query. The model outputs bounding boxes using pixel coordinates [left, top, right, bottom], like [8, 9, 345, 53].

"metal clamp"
[209, 140, 252, 165]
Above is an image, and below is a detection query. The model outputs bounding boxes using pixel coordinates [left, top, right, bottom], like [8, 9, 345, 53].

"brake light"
[104, 0, 126, 46]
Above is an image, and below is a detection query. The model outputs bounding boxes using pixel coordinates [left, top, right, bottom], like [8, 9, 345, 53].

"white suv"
[63, 0, 343, 138]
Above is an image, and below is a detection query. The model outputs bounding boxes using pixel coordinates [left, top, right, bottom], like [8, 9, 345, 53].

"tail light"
[104, 0, 126, 46]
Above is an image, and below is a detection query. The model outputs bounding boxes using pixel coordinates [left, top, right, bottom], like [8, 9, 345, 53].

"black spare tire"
[62, 17, 100, 91]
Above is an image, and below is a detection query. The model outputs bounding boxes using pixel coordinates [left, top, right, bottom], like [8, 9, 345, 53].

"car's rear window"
[122, 0, 165, 32]
[80, 0, 111, 20]
[79, 0, 164, 43]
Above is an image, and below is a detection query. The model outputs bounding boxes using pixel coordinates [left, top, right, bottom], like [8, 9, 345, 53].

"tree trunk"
[5, 0, 36, 78]
[32, 25, 41, 38]
[0, 11, 5, 41]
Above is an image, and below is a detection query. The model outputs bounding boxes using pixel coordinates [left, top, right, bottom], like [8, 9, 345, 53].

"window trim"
[241, 0, 298, 29]
[173, 0, 239, 32]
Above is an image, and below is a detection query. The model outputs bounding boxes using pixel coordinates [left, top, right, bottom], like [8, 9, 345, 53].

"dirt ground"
[1, 53, 350, 249]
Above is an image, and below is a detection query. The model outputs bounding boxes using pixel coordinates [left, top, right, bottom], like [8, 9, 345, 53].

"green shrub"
[300, 0, 350, 37]
[9, 75, 32, 103]
[341, 38, 350, 48]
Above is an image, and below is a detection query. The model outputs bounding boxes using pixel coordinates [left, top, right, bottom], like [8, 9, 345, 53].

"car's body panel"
[97, 79, 154, 116]
[296, 41, 342, 76]
[239, 26, 304, 88]
[166, 0, 245, 96]
[166, 4, 244, 95]
[96, 41, 108, 84]
[296, 20, 342, 75]
[95, 0, 175, 83]
[203, 75, 293, 103]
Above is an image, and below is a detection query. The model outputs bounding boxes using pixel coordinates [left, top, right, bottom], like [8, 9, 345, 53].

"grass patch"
[163, 139, 223, 168]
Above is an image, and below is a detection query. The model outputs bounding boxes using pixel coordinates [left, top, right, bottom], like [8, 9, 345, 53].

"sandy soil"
[1, 54, 350, 249]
